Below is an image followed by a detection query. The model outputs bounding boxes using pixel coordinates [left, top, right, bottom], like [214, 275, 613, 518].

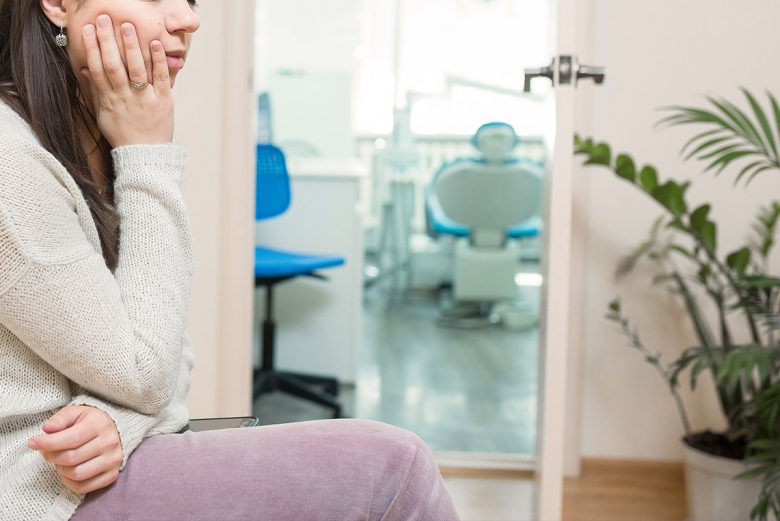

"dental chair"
[427, 122, 543, 328]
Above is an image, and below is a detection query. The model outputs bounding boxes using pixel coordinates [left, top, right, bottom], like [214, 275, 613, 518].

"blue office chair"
[253, 143, 345, 418]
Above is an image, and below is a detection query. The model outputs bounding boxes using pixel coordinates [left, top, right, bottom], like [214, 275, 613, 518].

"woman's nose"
[165, 0, 201, 34]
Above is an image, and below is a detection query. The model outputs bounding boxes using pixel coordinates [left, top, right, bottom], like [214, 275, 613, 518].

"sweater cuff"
[69, 395, 157, 471]
[111, 144, 187, 184]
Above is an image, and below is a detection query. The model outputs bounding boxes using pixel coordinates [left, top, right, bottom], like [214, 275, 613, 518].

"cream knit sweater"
[0, 99, 195, 521]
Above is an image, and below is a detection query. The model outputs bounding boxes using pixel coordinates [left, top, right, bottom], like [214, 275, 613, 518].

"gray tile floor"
[253, 286, 538, 456]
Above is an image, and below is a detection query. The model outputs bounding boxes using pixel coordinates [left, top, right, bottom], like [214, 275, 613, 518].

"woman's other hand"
[80, 14, 174, 147]
[28, 405, 123, 496]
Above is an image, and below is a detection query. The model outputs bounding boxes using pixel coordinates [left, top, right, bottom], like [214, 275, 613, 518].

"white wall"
[173, 1, 256, 417]
[575, 0, 780, 461]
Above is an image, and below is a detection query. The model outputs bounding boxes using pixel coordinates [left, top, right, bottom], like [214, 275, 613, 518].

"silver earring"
[55, 21, 67, 47]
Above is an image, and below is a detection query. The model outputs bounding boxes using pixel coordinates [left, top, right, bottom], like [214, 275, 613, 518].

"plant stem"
[669, 269, 717, 350]
[616, 316, 692, 435]
[687, 228, 763, 345]
[667, 268, 739, 424]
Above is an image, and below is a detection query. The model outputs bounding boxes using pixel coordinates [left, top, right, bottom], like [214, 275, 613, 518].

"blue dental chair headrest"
[470, 122, 521, 163]
[471, 121, 520, 148]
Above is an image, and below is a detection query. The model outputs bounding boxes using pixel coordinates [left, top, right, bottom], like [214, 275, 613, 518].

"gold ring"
[130, 80, 149, 90]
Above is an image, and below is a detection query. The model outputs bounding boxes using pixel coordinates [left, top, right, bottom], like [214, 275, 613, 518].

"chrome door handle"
[523, 59, 554, 92]
[523, 56, 606, 92]
[576, 64, 605, 85]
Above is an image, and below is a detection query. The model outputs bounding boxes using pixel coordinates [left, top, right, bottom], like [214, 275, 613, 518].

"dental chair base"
[436, 241, 519, 329]
[453, 241, 518, 302]
[436, 301, 501, 329]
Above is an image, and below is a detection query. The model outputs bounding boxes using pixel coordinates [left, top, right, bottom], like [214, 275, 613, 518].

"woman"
[0, 1, 461, 520]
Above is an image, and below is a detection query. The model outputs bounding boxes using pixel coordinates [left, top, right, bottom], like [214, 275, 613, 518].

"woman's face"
[50, 0, 200, 89]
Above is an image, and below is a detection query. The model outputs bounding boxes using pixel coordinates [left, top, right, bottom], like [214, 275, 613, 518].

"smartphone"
[183, 416, 260, 433]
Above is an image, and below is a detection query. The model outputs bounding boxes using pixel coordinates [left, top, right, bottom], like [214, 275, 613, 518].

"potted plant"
[574, 88, 780, 521]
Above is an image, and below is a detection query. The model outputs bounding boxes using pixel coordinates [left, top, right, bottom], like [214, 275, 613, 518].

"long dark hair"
[0, 0, 119, 272]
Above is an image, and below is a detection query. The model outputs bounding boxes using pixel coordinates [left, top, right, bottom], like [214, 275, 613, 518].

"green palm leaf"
[705, 150, 754, 175]
[679, 127, 726, 155]
[744, 88, 779, 160]
[683, 135, 737, 161]
[658, 106, 738, 132]
[769, 92, 780, 152]
[707, 96, 767, 154]
[660, 90, 780, 185]
[698, 143, 746, 162]
[737, 159, 769, 185]
[748, 165, 776, 184]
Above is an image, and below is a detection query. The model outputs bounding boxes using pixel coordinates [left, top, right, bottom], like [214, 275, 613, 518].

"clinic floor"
[253, 284, 538, 456]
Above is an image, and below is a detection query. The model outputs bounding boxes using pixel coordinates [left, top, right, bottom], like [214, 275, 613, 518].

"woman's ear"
[39, 0, 68, 28]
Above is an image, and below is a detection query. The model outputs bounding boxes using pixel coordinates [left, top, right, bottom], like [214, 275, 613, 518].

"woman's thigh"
[70, 418, 460, 521]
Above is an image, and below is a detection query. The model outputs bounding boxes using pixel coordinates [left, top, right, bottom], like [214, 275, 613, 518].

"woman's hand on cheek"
[80, 14, 174, 148]
[27, 405, 123, 496]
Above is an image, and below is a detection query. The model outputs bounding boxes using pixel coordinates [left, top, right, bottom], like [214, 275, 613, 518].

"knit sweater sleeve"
[67, 394, 160, 471]
[0, 141, 193, 415]
[63, 332, 196, 470]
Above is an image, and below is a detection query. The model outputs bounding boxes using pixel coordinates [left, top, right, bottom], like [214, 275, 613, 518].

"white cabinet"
[254, 158, 366, 383]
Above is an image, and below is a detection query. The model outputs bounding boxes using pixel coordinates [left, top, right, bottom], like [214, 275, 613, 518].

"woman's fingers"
[56, 450, 120, 483]
[41, 405, 85, 434]
[120, 23, 148, 88]
[36, 405, 124, 494]
[95, 14, 128, 90]
[77, 16, 175, 146]
[42, 435, 104, 467]
[150, 40, 171, 97]
[29, 418, 97, 453]
[32, 407, 124, 495]
[60, 468, 120, 496]
[82, 24, 111, 93]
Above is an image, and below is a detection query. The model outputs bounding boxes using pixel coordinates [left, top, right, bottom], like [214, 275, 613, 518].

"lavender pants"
[70, 419, 461, 521]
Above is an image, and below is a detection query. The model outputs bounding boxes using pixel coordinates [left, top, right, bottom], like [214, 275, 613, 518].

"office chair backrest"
[256, 143, 291, 221]
[435, 160, 542, 247]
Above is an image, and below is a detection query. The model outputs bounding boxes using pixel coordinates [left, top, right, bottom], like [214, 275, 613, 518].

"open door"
[534, 0, 605, 517]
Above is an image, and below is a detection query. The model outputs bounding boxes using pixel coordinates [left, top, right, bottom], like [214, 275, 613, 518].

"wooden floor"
[440, 459, 687, 521]
[563, 459, 687, 521]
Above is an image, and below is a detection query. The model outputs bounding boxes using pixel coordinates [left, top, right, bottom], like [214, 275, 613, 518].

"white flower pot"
[683, 442, 765, 521]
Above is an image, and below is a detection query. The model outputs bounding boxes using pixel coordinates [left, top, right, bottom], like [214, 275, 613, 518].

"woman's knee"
[346, 421, 456, 520]
[340, 419, 436, 462]
[344, 422, 441, 486]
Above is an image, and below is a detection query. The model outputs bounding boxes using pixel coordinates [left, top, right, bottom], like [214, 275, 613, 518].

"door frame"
[181, 0, 256, 418]
[535, 0, 578, 517]
[208, 0, 582, 519]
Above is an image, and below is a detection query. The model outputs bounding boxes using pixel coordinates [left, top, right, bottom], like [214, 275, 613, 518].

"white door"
[533, 22, 578, 521]
[534, 0, 607, 517]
